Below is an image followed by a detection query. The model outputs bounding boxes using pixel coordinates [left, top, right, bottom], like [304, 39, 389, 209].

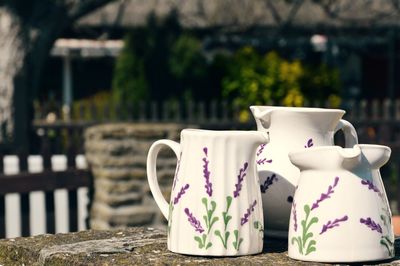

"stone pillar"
[84, 123, 188, 230]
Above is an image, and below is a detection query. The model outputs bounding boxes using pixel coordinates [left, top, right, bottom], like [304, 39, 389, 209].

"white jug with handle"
[288, 144, 394, 262]
[250, 106, 358, 237]
[146, 129, 269, 256]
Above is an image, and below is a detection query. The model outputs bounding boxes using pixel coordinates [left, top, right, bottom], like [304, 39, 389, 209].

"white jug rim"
[181, 128, 267, 137]
[250, 105, 345, 114]
[289, 144, 390, 157]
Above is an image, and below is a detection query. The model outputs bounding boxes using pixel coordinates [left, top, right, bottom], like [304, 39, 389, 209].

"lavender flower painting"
[360, 217, 383, 233]
[185, 208, 204, 234]
[304, 138, 314, 148]
[256, 144, 266, 157]
[260, 174, 277, 193]
[319, 215, 348, 235]
[202, 147, 213, 197]
[233, 162, 249, 198]
[173, 184, 189, 205]
[256, 158, 273, 165]
[361, 180, 383, 197]
[292, 201, 298, 232]
[311, 176, 339, 210]
[240, 200, 257, 225]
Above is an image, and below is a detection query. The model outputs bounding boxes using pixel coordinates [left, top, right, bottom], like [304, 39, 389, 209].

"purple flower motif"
[256, 158, 273, 165]
[260, 174, 277, 193]
[240, 200, 257, 226]
[233, 162, 249, 198]
[257, 144, 266, 157]
[320, 215, 348, 235]
[202, 147, 212, 197]
[172, 152, 182, 190]
[360, 217, 383, 234]
[184, 208, 204, 233]
[173, 184, 189, 205]
[361, 180, 382, 196]
[304, 138, 314, 148]
[311, 176, 339, 211]
[292, 200, 298, 232]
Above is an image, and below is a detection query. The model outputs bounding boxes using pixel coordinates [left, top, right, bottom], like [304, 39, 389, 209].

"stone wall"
[85, 123, 193, 230]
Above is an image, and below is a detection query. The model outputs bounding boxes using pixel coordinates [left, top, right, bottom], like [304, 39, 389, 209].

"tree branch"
[67, 0, 117, 21]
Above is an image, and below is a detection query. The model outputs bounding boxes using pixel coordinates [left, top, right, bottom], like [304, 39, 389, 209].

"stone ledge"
[0, 227, 398, 265]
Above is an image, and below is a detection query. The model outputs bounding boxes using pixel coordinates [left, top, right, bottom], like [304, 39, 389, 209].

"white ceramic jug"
[288, 144, 394, 263]
[250, 106, 358, 237]
[146, 129, 269, 256]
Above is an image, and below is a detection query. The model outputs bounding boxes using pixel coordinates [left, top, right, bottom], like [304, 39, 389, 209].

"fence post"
[150, 101, 158, 122]
[40, 129, 55, 234]
[197, 102, 205, 123]
[187, 101, 194, 123]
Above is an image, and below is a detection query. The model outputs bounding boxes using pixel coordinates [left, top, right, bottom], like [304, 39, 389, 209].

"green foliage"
[112, 33, 149, 108]
[220, 46, 341, 121]
[169, 34, 207, 81]
[112, 12, 210, 105]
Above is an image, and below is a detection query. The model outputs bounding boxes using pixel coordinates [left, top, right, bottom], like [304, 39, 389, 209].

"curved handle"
[146, 139, 181, 220]
[334, 119, 358, 148]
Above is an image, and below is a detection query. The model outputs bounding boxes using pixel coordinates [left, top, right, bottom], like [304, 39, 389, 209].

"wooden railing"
[0, 155, 90, 238]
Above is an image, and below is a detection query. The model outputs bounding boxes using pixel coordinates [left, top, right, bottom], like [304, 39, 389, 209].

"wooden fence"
[0, 154, 90, 238]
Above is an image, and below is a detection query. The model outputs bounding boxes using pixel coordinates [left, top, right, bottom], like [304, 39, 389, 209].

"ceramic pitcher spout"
[249, 106, 273, 130]
[357, 144, 391, 169]
[250, 105, 346, 132]
[251, 131, 270, 148]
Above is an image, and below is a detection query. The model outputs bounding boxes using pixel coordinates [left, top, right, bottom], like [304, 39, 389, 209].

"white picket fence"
[3, 155, 88, 238]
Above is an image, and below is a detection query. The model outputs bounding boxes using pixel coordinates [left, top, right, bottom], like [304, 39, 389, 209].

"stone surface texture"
[85, 123, 194, 230]
[0, 227, 398, 265]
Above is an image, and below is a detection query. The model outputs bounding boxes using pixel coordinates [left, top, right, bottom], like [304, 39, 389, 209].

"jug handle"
[147, 139, 181, 220]
[335, 119, 358, 148]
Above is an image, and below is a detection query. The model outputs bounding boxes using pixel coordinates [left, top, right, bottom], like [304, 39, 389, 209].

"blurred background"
[0, 0, 399, 238]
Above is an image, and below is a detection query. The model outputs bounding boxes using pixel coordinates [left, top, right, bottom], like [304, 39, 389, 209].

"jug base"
[168, 247, 263, 257]
[289, 251, 394, 263]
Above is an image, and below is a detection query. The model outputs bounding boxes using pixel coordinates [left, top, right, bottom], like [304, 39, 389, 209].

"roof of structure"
[51, 39, 123, 57]
[77, 0, 400, 31]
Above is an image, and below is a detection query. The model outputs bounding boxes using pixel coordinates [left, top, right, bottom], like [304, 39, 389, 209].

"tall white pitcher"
[250, 106, 358, 237]
[147, 129, 269, 256]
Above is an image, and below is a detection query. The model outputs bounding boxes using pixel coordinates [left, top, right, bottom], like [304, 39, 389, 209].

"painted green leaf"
[202, 234, 207, 243]
[254, 221, 259, 229]
[309, 217, 319, 225]
[306, 240, 316, 250]
[211, 217, 219, 226]
[226, 196, 232, 209]
[194, 236, 204, 248]
[202, 197, 208, 207]
[301, 220, 306, 230]
[203, 215, 208, 228]
[291, 237, 303, 254]
[304, 204, 310, 215]
[305, 246, 316, 255]
[303, 232, 313, 243]
[211, 200, 217, 211]
[206, 242, 212, 249]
